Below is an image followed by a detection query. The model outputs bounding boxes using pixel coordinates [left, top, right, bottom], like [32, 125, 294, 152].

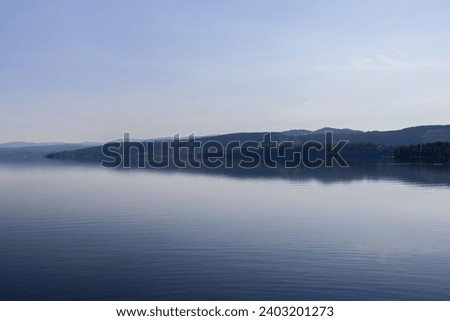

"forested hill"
[282, 125, 450, 145]
[43, 125, 450, 164]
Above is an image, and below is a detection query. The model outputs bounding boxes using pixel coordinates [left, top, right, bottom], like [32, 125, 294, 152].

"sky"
[1, 0, 450, 142]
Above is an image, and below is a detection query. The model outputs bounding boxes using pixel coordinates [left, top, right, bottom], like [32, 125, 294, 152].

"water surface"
[0, 162, 449, 300]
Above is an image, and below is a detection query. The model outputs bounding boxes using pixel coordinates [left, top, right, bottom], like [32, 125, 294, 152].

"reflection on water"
[0, 160, 449, 300]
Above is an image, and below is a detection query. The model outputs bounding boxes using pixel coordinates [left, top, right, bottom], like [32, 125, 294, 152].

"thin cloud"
[351, 50, 450, 72]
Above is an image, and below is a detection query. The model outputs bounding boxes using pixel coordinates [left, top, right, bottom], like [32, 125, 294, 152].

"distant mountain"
[281, 125, 450, 146]
[0, 141, 100, 148]
[281, 129, 313, 136]
[44, 125, 450, 164]
[0, 143, 99, 162]
[0, 142, 64, 148]
[281, 127, 363, 136]
[312, 127, 364, 135]
[282, 128, 363, 136]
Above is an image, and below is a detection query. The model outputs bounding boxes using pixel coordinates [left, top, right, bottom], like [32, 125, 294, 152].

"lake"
[1, 161, 450, 300]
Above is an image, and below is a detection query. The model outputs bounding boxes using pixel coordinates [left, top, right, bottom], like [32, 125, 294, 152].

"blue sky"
[1, 0, 450, 142]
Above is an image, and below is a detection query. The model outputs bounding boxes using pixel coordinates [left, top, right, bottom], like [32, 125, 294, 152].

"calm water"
[1, 161, 450, 300]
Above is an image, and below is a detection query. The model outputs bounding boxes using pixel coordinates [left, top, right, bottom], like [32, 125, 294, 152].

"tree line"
[394, 142, 450, 163]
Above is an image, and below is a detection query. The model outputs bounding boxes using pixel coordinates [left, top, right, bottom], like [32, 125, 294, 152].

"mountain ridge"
[43, 124, 450, 164]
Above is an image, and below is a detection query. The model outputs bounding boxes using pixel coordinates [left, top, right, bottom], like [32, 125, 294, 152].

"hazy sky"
[1, 0, 450, 142]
